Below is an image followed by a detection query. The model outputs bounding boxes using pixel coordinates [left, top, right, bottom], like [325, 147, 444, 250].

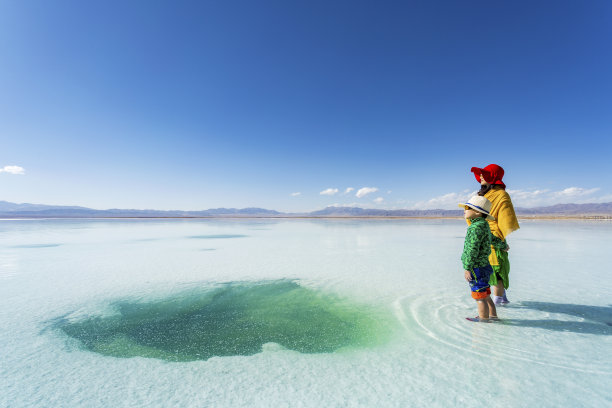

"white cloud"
[373, 197, 384, 204]
[356, 187, 378, 198]
[412, 190, 475, 210]
[553, 187, 600, 198]
[291, 192, 301, 197]
[344, 187, 354, 194]
[0, 165, 25, 175]
[320, 188, 339, 196]
[387, 190, 392, 194]
[505, 189, 549, 204]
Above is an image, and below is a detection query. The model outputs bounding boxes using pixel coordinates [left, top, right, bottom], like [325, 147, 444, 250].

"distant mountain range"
[2, 200, 612, 218]
[0, 201, 282, 217]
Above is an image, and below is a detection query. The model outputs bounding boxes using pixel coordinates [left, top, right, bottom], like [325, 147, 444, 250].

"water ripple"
[396, 294, 612, 375]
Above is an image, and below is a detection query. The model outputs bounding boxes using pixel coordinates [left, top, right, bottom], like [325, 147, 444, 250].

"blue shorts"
[469, 265, 493, 299]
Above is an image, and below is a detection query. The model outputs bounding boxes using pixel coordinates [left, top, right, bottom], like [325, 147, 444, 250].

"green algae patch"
[58, 280, 393, 361]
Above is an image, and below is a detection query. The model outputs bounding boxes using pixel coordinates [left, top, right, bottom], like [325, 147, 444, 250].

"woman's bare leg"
[491, 281, 504, 297]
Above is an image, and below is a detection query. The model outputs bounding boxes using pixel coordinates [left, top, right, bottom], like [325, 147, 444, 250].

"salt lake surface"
[1, 218, 611, 407]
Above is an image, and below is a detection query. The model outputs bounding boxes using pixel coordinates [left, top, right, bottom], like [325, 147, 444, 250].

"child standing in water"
[459, 196, 498, 322]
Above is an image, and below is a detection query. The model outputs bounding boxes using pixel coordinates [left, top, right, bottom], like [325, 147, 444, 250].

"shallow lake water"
[1, 218, 611, 407]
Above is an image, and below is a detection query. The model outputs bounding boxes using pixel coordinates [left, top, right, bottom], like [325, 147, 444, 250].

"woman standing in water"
[470, 164, 519, 304]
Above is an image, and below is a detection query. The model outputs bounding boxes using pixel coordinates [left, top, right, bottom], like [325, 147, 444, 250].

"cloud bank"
[412, 186, 608, 210]
[507, 187, 603, 207]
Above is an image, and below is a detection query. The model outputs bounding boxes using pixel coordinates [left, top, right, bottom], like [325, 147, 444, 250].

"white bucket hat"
[458, 196, 495, 220]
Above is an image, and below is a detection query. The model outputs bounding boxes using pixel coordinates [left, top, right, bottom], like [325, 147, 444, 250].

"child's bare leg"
[485, 296, 497, 318]
[476, 299, 489, 320]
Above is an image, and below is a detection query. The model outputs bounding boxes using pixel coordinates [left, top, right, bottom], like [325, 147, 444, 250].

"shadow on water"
[504, 301, 612, 335]
[54, 280, 393, 362]
[188, 234, 248, 239]
[11, 243, 62, 248]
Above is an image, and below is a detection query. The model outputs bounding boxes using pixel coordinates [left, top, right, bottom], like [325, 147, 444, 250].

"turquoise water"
[57, 280, 393, 361]
[1, 218, 611, 407]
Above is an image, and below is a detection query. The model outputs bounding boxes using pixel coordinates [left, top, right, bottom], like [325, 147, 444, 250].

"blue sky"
[1, 0, 611, 212]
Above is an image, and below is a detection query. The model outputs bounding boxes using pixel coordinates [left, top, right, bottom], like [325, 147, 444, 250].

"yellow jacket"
[467, 187, 519, 265]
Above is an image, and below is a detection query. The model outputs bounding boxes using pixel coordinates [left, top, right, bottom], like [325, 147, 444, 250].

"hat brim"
[458, 202, 495, 220]
[471, 166, 506, 188]
[471, 167, 488, 183]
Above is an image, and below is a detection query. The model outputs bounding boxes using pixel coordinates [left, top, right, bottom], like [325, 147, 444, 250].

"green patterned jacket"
[461, 216, 492, 271]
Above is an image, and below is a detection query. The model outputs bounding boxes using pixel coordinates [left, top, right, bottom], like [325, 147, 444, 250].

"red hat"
[471, 164, 506, 188]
